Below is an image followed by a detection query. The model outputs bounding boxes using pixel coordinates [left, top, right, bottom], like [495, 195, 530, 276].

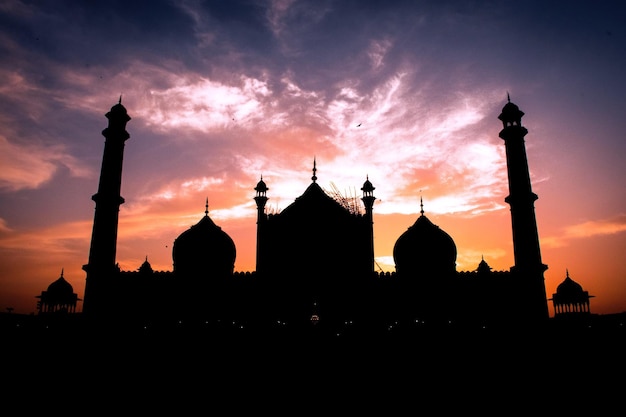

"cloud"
[103, 60, 510, 219]
[564, 215, 626, 238]
[368, 38, 393, 70]
[0, 135, 92, 191]
[265, 0, 298, 37]
[0, 218, 12, 233]
[0, 218, 91, 255]
[542, 214, 626, 248]
[141, 75, 272, 132]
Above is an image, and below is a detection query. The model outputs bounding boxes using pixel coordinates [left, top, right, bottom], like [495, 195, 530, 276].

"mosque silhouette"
[35, 97, 598, 335]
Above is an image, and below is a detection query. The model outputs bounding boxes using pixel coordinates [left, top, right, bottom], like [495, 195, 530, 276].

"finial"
[205, 198, 209, 216]
[420, 195, 424, 215]
[60, 268, 64, 277]
[119, 94, 122, 105]
[311, 157, 317, 183]
[566, 268, 570, 278]
[507, 92, 510, 103]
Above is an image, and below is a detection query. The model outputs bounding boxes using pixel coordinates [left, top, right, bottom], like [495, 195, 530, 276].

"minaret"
[254, 175, 268, 272]
[361, 175, 376, 273]
[498, 95, 549, 322]
[82, 98, 131, 317]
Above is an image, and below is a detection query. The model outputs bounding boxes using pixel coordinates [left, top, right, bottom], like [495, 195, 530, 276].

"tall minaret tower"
[82, 98, 131, 317]
[361, 175, 376, 273]
[254, 175, 269, 273]
[498, 95, 549, 322]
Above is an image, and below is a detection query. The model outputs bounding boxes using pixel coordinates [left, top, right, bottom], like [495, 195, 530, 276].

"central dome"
[172, 209, 236, 278]
[393, 212, 457, 279]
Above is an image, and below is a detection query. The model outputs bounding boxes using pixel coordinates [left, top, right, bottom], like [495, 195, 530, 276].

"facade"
[78, 97, 551, 331]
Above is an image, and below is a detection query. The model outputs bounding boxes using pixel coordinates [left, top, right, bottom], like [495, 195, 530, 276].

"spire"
[205, 198, 209, 216]
[311, 157, 317, 183]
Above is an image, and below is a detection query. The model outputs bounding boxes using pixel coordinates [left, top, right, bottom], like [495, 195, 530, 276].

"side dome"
[172, 207, 236, 278]
[393, 212, 457, 278]
[556, 272, 584, 297]
[47, 273, 75, 297]
[138, 256, 154, 274]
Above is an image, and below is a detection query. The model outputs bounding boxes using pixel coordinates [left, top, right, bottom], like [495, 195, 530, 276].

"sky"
[0, 0, 625, 316]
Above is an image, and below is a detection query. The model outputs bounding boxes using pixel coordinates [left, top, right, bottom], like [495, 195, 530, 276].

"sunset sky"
[1, 0, 625, 316]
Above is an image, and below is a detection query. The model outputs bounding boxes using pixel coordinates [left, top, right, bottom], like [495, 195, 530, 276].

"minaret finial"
[566, 268, 569, 278]
[312, 157, 317, 183]
[119, 94, 122, 105]
[60, 268, 64, 277]
[205, 197, 209, 216]
[420, 195, 424, 215]
[507, 92, 510, 103]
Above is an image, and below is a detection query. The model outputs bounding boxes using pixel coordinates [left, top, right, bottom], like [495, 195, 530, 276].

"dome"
[110, 102, 127, 114]
[476, 257, 492, 274]
[393, 213, 457, 277]
[47, 274, 74, 297]
[172, 211, 236, 277]
[138, 256, 153, 274]
[501, 101, 520, 113]
[498, 97, 524, 123]
[361, 178, 375, 193]
[104, 98, 131, 130]
[556, 273, 584, 297]
[109, 96, 128, 116]
[255, 177, 268, 192]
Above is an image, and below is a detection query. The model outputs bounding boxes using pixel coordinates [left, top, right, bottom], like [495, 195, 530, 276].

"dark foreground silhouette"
[3, 311, 625, 354]
[2, 312, 624, 410]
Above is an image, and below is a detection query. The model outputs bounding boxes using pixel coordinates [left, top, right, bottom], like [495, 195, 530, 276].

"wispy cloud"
[95, 60, 510, 218]
[0, 218, 12, 233]
[368, 38, 393, 70]
[0, 135, 92, 191]
[142, 75, 272, 132]
[0, 218, 91, 255]
[542, 214, 626, 248]
[564, 215, 626, 238]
